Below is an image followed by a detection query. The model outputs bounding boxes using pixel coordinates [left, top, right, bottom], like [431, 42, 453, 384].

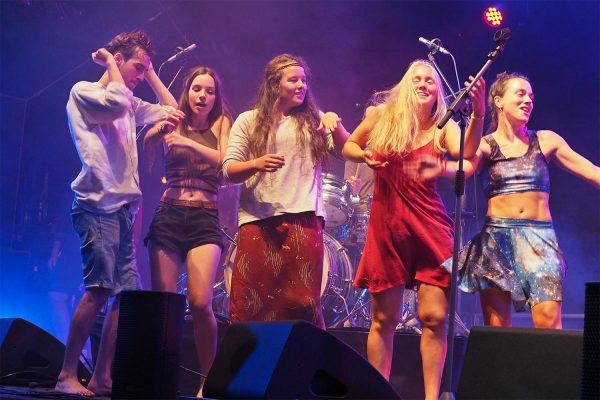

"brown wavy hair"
[249, 54, 329, 167]
[178, 67, 232, 133]
[487, 71, 530, 133]
[147, 67, 232, 171]
[105, 31, 155, 59]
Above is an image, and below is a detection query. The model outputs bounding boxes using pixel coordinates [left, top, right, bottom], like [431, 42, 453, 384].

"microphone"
[493, 28, 511, 44]
[418, 37, 451, 55]
[164, 43, 197, 64]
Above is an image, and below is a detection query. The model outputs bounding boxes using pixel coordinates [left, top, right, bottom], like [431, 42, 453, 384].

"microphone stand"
[438, 29, 509, 400]
[427, 47, 472, 337]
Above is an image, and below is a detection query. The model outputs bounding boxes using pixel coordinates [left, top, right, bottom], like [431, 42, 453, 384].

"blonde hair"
[369, 60, 448, 156]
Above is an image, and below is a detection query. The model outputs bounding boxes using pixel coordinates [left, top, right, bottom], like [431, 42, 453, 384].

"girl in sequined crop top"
[452, 72, 600, 331]
[481, 129, 550, 197]
[143, 67, 233, 397]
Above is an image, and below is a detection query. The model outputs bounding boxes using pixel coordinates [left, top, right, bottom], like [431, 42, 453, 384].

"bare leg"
[186, 244, 222, 398]
[87, 294, 120, 396]
[479, 288, 512, 327]
[366, 286, 404, 380]
[55, 288, 110, 396]
[532, 300, 562, 329]
[148, 242, 182, 292]
[417, 283, 449, 400]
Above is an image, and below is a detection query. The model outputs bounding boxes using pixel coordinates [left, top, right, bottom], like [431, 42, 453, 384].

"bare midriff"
[163, 178, 218, 202]
[487, 191, 551, 221]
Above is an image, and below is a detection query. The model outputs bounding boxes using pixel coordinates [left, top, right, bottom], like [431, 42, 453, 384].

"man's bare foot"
[55, 377, 96, 397]
[196, 387, 203, 398]
[87, 380, 112, 397]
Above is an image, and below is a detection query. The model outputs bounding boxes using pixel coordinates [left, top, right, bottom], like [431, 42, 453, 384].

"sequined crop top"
[165, 128, 220, 194]
[482, 130, 550, 198]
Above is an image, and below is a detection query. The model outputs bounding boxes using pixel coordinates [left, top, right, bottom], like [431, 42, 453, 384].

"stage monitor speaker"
[582, 282, 600, 399]
[204, 320, 400, 399]
[0, 318, 90, 387]
[457, 326, 582, 399]
[112, 291, 186, 400]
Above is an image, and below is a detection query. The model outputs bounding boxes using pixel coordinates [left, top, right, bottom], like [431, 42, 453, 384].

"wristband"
[470, 114, 485, 121]
[158, 123, 169, 136]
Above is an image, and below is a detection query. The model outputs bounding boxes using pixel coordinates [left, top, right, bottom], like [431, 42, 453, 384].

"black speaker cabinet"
[582, 282, 600, 399]
[204, 320, 400, 399]
[457, 326, 583, 399]
[111, 291, 186, 399]
[0, 318, 91, 387]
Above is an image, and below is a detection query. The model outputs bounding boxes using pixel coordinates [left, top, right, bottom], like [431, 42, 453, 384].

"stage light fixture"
[484, 7, 503, 27]
[161, 176, 167, 184]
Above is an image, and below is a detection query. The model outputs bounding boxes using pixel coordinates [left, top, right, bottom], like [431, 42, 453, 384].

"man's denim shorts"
[71, 201, 141, 295]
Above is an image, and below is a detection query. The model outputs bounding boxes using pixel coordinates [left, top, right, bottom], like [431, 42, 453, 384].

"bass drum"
[222, 231, 355, 327]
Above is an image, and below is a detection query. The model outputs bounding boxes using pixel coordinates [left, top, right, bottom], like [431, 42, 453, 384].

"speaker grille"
[582, 282, 600, 400]
[112, 291, 186, 399]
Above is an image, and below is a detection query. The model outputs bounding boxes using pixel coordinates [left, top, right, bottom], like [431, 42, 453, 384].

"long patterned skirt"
[229, 211, 325, 327]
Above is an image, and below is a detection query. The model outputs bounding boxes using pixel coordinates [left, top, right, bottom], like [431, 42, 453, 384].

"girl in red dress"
[342, 60, 485, 399]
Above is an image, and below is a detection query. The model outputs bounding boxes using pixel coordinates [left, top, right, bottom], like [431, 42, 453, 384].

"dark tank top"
[482, 130, 550, 198]
[165, 127, 220, 194]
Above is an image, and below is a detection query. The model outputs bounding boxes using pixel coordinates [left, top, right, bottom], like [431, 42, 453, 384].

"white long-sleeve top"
[222, 110, 333, 227]
[67, 81, 174, 213]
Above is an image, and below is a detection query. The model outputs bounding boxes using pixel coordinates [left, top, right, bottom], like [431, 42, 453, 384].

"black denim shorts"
[144, 202, 224, 260]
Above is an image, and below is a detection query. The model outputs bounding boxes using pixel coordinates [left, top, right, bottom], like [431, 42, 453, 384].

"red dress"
[354, 140, 453, 292]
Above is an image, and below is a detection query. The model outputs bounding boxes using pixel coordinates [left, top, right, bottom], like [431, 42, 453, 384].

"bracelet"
[470, 114, 485, 121]
[158, 123, 168, 136]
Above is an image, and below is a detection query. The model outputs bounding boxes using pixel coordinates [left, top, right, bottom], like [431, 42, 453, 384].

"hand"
[147, 60, 155, 75]
[466, 75, 486, 119]
[159, 110, 186, 135]
[347, 176, 362, 195]
[47, 253, 59, 271]
[317, 112, 342, 135]
[403, 154, 442, 182]
[91, 48, 115, 68]
[164, 130, 193, 151]
[363, 149, 389, 170]
[253, 154, 285, 172]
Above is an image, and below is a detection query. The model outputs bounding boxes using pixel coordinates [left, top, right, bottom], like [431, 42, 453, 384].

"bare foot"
[87, 380, 112, 397]
[196, 387, 203, 398]
[55, 377, 96, 397]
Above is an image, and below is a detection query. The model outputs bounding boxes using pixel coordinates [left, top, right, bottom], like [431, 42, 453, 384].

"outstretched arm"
[342, 106, 389, 169]
[318, 111, 349, 155]
[542, 130, 600, 189]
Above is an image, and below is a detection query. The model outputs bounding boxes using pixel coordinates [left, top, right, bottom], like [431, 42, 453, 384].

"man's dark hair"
[105, 31, 155, 59]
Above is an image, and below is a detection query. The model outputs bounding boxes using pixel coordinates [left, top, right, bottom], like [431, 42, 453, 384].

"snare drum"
[322, 173, 351, 228]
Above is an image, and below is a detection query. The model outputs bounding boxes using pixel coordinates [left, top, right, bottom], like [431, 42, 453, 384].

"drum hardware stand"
[395, 290, 422, 334]
[220, 226, 237, 244]
[329, 288, 372, 329]
[330, 286, 352, 316]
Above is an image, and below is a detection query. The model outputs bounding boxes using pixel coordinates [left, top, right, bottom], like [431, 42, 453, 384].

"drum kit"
[179, 173, 422, 332]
